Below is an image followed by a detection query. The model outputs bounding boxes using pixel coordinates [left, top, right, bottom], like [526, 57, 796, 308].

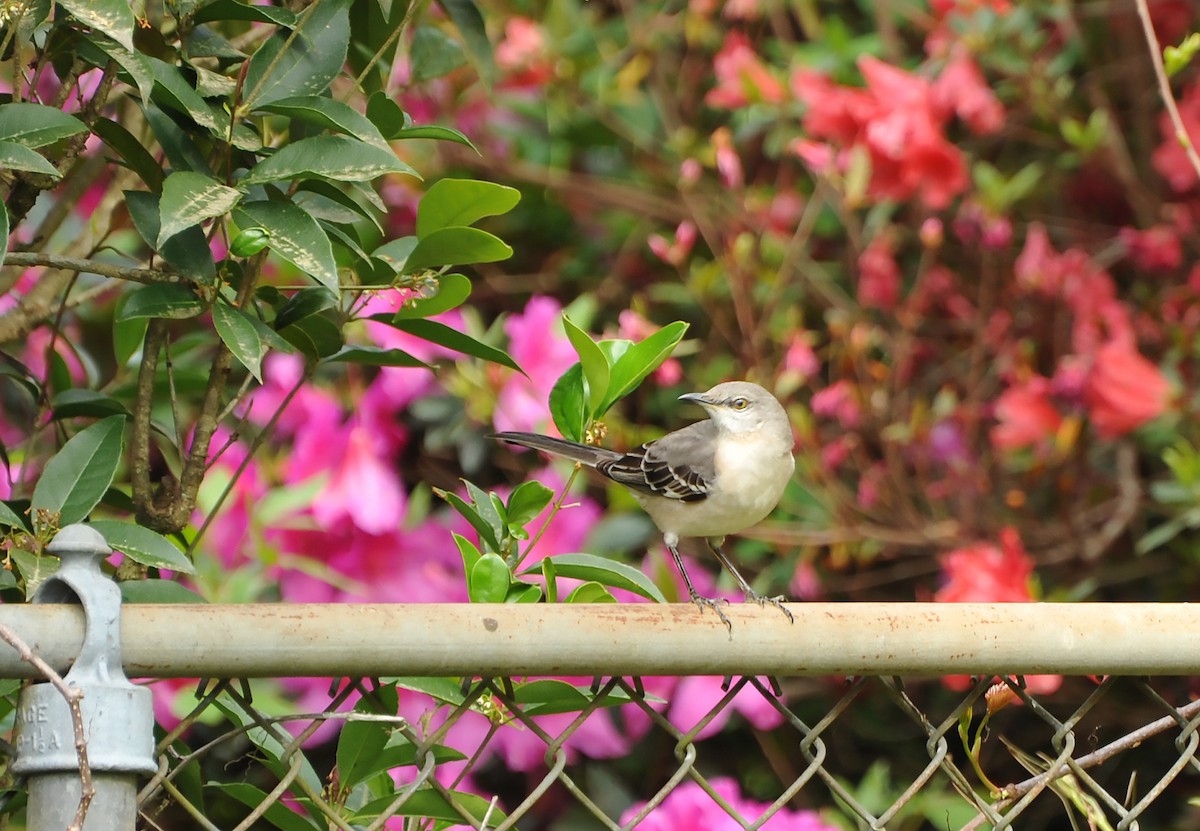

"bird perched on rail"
[493, 380, 795, 632]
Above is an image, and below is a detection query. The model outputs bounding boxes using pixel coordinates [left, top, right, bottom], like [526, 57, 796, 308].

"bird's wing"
[596, 421, 716, 502]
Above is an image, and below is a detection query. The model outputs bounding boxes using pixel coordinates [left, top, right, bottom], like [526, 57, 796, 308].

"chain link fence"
[4, 600, 1199, 830]
[126, 672, 1200, 830]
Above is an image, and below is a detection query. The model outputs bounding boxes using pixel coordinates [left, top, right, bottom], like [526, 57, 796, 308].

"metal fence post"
[11, 524, 157, 830]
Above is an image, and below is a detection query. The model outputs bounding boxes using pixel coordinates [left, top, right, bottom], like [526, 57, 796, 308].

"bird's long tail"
[490, 432, 621, 467]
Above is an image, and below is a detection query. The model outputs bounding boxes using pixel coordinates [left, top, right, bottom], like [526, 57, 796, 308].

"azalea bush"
[0, 0, 1199, 828]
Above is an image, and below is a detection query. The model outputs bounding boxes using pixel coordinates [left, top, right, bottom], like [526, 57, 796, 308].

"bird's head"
[678, 381, 790, 439]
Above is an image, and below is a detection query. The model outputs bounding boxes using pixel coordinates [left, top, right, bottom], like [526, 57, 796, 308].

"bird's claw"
[688, 591, 733, 636]
[746, 590, 795, 623]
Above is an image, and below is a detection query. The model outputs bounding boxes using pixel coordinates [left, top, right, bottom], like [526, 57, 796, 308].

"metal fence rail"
[1, 602, 1198, 677]
[2, 600, 1200, 829]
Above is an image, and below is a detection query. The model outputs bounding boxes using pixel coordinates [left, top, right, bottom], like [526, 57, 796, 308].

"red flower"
[1119, 224, 1183, 272]
[990, 376, 1063, 453]
[857, 234, 902, 310]
[705, 32, 786, 109]
[932, 47, 1005, 135]
[1085, 340, 1172, 438]
[790, 56, 969, 209]
[1152, 81, 1200, 192]
[936, 527, 1033, 604]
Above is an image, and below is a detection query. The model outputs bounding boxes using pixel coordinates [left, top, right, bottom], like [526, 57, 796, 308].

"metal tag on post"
[12, 524, 157, 830]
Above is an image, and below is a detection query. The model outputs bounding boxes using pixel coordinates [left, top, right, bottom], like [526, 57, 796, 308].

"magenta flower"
[494, 296, 577, 434]
[620, 777, 839, 830]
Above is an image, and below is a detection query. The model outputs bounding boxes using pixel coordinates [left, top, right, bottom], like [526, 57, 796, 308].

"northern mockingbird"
[494, 381, 795, 631]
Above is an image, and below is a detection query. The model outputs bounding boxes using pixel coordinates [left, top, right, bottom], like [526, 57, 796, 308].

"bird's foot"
[745, 590, 795, 623]
[688, 591, 733, 636]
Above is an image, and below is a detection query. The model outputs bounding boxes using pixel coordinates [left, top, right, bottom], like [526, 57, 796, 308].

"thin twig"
[1134, 0, 1200, 184]
[3, 253, 182, 285]
[0, 623, 92, 830]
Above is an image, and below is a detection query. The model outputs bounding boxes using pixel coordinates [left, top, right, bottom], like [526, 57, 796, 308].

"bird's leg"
[706, 538, 795, 624]
[665, 536, 732, 635]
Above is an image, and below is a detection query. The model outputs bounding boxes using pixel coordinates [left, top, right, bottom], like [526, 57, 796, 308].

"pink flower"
[782, 332, 820, 383]
[705, 32, 787, 109]
[990, 376, 1063, 453]
[1119, 224, 1183, 271]
[494, 296, 578, 434]
[621, 777, 839, 830]
[932, 47, 1004, 134]
[812, 380, 861, 429]
[308, 421, 406, 535]
[648, 221, 697, 267]
[856, 234, 901, 310]
[1085, 340, 1172, 438]
[712, 127, 744, 189]
[495, 17, 553, 88]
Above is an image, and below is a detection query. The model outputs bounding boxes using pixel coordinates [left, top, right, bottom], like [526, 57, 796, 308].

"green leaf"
[143, 103, 214, 176]
[336, 717, 390, 792]
[388, 318, 521, 372]
[126, 190, 217, 281]
[274, 287, 338, 330]
[10, 549, 58, 596]
[51, 390, 132, 420]
[375, 736, 466, 770]
[437, 0, 494, 84]
[120, 579, 206, 603]
[116, 284, 205, 321]
[416, 179, 521, 237]
[566, 581, 617, 604]
[469, 553, 510, 603]
[206, 783, 317, 831]
[405, 227, 512, 272]
[146, 57, 220, 134]
[562, 316, 610, 416]
[0, 103, 87, 148]
[257, 96, 388, 148]
[213, 304, 266, 382]
[88, 520, 195, 574]
[439, 490, 498, 553]
[549, 363, 587, 442]
[394, 125, 478, 151]
[453, 531, 482, 574]
[388, 676, 469, 706]
[326, 345, 430, 368]
[31, 416, 126, 528]
[241, 0, 351, 109]
[93, 117, 164, 191]
[158, 172, 242, 247]
[241, 135, 418, 186]
[506, 581, 543, 603]
[0, 140, 58, 176]
[600, 321, 688, 414]
[464, 480, 506, 546]
[195, 0, 296, 25]
[0, 501, 27, 531]
[542, 557, 557, 603]
[527, 552, 667, 604]
[353, 788, 505, 826]
[234, 201, 339, 290]
[391, 273, 472, 320]
[279, 311, 344, 360]
[410, 25, 468, 82]
[506, 481, 554, 529]
[59, 0, 135, 50]
[0, 203, 7, 269]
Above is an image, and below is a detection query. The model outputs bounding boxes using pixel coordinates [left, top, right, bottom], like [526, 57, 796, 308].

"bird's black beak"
[678, 391, 713, 407]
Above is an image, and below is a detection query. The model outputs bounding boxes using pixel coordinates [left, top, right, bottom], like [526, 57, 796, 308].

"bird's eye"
[732, 397, 749, 410]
